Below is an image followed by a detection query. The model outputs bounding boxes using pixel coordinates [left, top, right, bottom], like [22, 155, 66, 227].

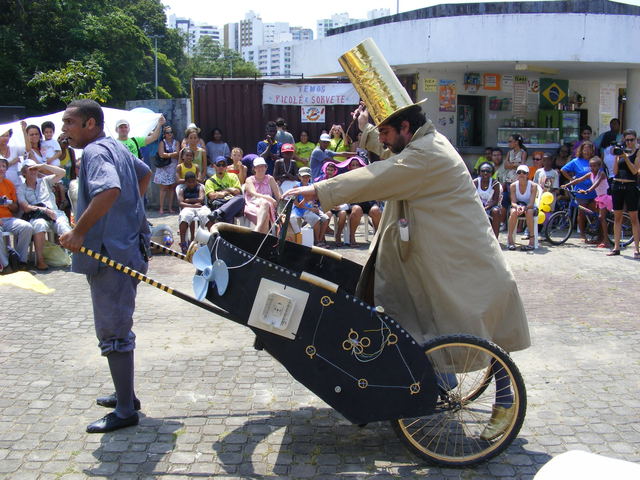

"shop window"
[457, 95, 485, 148]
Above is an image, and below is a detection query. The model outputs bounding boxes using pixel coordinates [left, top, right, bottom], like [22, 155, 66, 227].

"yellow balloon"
[537, 211, 546, 224]
[540, 192, 554, 206]
[540, 203, 551, 213]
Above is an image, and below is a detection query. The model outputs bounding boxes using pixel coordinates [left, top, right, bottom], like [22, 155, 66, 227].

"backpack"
[131, 137, 142, 159]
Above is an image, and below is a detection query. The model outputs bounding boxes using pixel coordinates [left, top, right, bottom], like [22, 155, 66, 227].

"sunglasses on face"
[480, 169, 492, 173]
[533, 157, 543, 161]
[517, 171, 528, 174]
[625, 138, 636, 142]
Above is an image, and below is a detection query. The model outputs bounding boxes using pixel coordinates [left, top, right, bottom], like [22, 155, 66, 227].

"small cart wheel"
[391, 334, 526, 467]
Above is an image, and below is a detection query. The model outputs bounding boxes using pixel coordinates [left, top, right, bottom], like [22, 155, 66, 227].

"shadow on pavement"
[211, 407, 553, 478]
[82, 414, 183, 477]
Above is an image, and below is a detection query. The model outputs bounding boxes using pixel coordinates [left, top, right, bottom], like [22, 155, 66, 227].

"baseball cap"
[319, 133, 331, 142]
[516, 165, 529, 174]
[281, 143, 295, 153]
[215, 156, 227, 166]
[299, 167, 311, 177]
[253, 157, 267, 167]
[21, 159, 37, 170]
[115, 119, 129, 128]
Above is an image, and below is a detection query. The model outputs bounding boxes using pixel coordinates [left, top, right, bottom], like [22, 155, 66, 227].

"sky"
[162, 0, 640, 33]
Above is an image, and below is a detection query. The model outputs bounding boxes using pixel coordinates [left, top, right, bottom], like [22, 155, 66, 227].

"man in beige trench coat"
[286, 101, 531, 440]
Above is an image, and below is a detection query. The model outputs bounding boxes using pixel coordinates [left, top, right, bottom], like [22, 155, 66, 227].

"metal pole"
[154, 36, 159, 99]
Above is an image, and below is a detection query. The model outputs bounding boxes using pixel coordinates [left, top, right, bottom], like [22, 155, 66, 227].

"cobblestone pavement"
[1, 213, 639, 479]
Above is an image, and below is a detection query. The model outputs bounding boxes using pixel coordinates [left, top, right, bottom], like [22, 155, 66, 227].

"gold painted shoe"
[480, 405, 515, 441]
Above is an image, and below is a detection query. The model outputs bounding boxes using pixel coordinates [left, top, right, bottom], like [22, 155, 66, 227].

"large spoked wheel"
[607, 212, 634, 247]
[391, 334, 526, 467]
[545, 210, 573, 245]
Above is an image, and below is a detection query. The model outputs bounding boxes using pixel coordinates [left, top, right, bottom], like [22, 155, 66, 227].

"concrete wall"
[293, 12, 640, 76]
[124, 98, 191, 208]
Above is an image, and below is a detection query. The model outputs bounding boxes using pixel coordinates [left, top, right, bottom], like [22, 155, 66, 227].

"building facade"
[294, 0, 640, 160]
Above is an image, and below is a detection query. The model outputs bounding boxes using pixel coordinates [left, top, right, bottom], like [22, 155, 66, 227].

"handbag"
[22, 204, 52, 222]
[154, 139, 174, 168]
[154, 153, 171, 168]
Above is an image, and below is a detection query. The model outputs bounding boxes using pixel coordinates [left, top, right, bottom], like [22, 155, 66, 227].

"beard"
[385, 136, 408, 154]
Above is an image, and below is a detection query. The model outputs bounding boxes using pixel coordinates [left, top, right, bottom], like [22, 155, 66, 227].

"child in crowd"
[533, 154, 560, 193]
[563, 156, 612, 248]
[175, 147, 200, 185]
[291, 167, 330, 247]
[227, 147, 247, 185]
[40, 121, 62, 166]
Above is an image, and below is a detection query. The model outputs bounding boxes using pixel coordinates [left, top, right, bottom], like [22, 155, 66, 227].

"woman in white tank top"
[507, 165, 538, 251]
[472, 162, 502, 238]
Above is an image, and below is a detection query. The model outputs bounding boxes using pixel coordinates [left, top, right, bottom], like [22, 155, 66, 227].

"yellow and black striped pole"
[149, 241, 188, 261]
[79, 246, 231, 317]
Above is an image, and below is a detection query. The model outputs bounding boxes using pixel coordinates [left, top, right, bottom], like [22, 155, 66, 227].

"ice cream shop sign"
[262, 83, 359, 106]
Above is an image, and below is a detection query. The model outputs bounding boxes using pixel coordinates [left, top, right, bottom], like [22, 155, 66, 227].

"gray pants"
[87, 265, 142, 356]
[0, 217, 34, 264]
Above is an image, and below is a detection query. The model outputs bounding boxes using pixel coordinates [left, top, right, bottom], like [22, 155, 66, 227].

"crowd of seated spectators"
[162, 117, 383, 251]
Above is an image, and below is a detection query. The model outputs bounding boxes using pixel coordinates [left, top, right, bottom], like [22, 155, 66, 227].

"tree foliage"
[28, 60, 111, 108]
[186, 37, 260, 80]
[0, 0, 187, 111]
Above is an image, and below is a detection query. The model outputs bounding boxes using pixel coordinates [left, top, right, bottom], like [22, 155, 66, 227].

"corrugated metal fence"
[192, 76, 417, 155]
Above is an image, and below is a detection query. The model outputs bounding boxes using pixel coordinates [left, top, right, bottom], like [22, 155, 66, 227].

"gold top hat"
[339, 38, 426, 126]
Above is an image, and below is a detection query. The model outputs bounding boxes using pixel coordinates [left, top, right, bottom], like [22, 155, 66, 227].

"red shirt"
[0, 178, 17, 218]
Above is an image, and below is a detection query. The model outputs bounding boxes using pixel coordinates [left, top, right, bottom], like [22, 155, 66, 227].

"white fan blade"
[192, 275, 210, 301]
[212, 259, 229, 295]
[192, 246, 212, 271]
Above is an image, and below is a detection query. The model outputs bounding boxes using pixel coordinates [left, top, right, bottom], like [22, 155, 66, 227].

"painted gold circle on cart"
[409, 382, 421, 395]
[387, 334, 398, 345]
[320, 296, 334, 307]
[357, 378, 368, 389]
[305, 345, 316, 358]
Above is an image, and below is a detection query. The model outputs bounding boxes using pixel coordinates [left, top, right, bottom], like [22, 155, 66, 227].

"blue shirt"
[256, 140, 281, 175]
[561, 157, 596, 200]
[291, 181, 317, 217]
[310, 147, 338, 179]
[73, 136, 151, 275]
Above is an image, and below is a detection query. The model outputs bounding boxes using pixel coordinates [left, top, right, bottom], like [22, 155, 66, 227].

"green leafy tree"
[27, 60, 111, 109]
[187, 37, 260, 78]
[0, 0, 187, 110]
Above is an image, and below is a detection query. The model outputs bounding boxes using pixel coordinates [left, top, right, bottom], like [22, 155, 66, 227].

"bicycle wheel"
[607, 212, 634, 248]
[391, 334, 526, 467]
[585, 218, 601, 244]
[545, 211, 573, 245]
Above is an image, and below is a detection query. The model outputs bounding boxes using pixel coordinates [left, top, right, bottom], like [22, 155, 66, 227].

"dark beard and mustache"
[384, 135, 408, 154]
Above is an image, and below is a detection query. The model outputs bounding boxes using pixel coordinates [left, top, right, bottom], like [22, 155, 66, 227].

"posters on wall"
[513, 75, 528, 117]
[599, 83, 617, 134]
[502, 75, 514, 89]
[300, 106, 325, 123]
[463, 73, 481, 93]
[439, 80, 456, 112]
[527, 78, 540, 112]
[483, 73, 501, 90]
[423, 78, 437, 92]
